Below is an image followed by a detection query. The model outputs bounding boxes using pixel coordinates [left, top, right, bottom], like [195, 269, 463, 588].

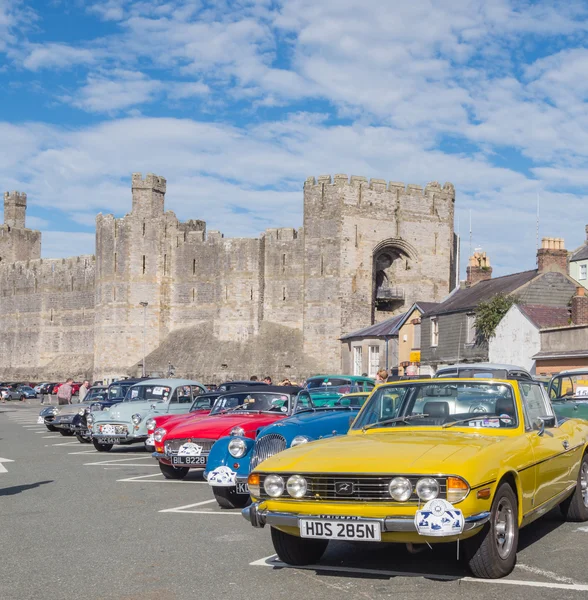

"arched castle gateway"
[0, 174, 457, 382]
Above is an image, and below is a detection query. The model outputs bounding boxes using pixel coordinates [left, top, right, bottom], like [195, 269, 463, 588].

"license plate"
[97, 437, 119, 445]
[79, 430, 90, 436]
[171, 455, 206, 466]
[101, 425, 117, 435]
[37, 416, 44, 424]
[236, 482, 249, 494]
[299, 519, 381, 541]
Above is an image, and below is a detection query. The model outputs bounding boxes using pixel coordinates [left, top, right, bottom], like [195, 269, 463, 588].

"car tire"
[76, 434, 92, 444]
[464, 482, 518, 579]
[213, 486, 252, 509]
[92, 439, 113, 452]
[159, 462, 189, 480]
[59, 430, 74, 437]
[145, 444, 155, 453]
[560, 454, 588, 522]
[270, 526, 328, 566]
[46, 424, 57, 432]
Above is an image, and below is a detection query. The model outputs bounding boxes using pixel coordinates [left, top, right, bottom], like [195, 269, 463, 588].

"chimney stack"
[466, 249, 492, 287]
[572, 286, 588, 326]
[537, 237, 568, 274]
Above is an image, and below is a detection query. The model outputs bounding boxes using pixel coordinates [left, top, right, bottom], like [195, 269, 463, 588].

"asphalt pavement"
[1, 402, 588, 600]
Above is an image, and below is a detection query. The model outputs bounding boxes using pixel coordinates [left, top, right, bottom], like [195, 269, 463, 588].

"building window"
[466, 314, 477, 345]
[580, 264, 587, 281]
[431, 318, 439, 347]
[368, 345, 380, 378]
[353, 346, 363, 376]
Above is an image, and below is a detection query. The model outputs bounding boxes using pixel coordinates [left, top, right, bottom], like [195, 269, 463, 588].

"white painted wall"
[489, 305, 540, 374]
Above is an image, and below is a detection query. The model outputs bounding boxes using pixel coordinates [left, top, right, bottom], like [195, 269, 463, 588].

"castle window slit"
[114, 252, 117, 274]
[142, 255, 146, 275]
[193, 259, 196, 275]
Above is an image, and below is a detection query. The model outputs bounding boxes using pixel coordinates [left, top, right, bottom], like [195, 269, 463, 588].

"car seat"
[423, 401, 450, 418]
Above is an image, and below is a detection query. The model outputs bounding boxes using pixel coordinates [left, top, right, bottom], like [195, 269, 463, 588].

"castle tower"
[0, 190, 41, 264]
[131, 172, 166, 218]
[302, 175, 456, 373]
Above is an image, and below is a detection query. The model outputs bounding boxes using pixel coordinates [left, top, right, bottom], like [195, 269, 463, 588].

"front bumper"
[242, 502, 490, 535]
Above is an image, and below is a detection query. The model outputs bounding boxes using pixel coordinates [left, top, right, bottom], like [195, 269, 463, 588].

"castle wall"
[0, 172, 456, 383]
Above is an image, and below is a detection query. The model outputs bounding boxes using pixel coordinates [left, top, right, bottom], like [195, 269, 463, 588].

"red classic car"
[153, 386, 305, 479]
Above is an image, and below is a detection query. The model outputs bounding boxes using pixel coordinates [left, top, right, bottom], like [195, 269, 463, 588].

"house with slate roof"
[420, 238, 578, 372]
[341, 302, 438, 377]
[569, 225, 588, 290]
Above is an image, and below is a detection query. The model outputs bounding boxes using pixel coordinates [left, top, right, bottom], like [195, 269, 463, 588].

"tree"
[474, 293, 518, 342]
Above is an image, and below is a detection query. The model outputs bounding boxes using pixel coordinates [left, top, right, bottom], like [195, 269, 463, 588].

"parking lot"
[2, 403, 588, 600]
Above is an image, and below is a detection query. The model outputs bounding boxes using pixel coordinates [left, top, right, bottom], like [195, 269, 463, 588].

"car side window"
[176, 386, 192, 404]
[363, 380, 375, 391]
[519, 382, 553, 430]
[191, 385, 203, 397]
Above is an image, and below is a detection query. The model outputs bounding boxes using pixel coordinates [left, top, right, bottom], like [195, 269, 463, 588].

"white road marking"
[23, 424, 43, 427]
[42, 435, 61, 438]
[117, 473, 207, 483]
[0, 457, 15, 473]
[251, 556, 588, 591]
[68, 450, 97, 454]
[576, 526, 588, 532]
[159, 499, 241, 515]
[83, 456, 154, 466]
[516, 563, 579, 584]
[51, 441, 82, 446]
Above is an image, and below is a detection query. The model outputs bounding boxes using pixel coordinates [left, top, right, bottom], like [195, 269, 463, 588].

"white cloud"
[42, 231, 96, 258]
[66, 69, 162, 113]
[167, 81, 210, 100]
[22, 43, 98, 70]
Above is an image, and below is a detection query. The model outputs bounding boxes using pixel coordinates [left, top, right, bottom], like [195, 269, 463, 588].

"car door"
[519, 381, 572, 507]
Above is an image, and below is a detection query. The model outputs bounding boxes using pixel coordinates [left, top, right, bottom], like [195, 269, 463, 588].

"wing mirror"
[536, 415, 556, 436]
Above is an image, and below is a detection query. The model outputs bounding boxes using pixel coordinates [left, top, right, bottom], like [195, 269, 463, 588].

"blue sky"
[1, 0, 588, 276]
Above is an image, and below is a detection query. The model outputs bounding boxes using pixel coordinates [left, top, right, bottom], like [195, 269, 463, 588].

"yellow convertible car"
[243, 378, 588, 578]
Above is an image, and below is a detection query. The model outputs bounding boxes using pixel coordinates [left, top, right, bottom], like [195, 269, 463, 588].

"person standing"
[375, 369, 388, 384]
[56, 378, 74, 405]
[78, 380, 90, 403]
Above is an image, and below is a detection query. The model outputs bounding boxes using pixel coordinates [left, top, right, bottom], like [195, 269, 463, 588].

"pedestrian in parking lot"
[250, 375, 258, 381]
[78, 380, 90, 402]
[56, 378, 73, 405]
[263, 376, 272, 384]
[375, 369, 388, 383]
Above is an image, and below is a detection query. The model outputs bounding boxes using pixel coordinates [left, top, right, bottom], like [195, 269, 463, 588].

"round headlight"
[86, 414, 94, 425]
[153, 428, 166, 443]
[286, 475, 307, 498]
[290, 435, 310, 447]
[389, 477, 413, 501]
[78, 407, 86, 416]
[52, 407, 59, 415]
[415, 477, 440, 501]
[230, 426, 245, 437]
[228, 437, 247, 458]
[263, 474, 284, 498]
[145, 418, 156, 431]
[131, 413, 142, 425]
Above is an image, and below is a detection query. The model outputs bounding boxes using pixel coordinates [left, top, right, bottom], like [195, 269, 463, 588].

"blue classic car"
[204, 393, 369, 509]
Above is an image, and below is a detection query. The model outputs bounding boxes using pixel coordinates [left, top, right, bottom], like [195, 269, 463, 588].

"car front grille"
[256, 473, 448, 503]
[250, 434, 287, 471]
[164, 438, 215, 456]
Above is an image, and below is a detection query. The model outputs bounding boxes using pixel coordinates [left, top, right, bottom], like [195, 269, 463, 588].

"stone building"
[0, 173, 457, 383]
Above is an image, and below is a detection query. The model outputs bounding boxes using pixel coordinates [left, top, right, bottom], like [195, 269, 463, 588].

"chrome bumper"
[242, 502, 490, 533]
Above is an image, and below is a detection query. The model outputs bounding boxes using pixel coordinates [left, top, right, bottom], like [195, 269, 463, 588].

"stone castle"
[0, 174, 457, 383]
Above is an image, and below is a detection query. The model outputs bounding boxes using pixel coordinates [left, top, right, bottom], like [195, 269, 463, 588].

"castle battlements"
[131, 172, 167, 193]
[304, 175, 455, 198]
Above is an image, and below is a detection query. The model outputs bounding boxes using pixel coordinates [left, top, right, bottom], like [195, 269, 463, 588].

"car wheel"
[560, 454, 588, 522]
[159, 462, 189, 480]
[213, 486, 252, 509]
[144, 444, 155, 453]
[464, 482, 518, 578]
[46, 424, 57, 432]
[92, 439, 113, 452]
[270, 526, 328, 566]
[76, 434, 92, 444]
[59, 430, 74, 437]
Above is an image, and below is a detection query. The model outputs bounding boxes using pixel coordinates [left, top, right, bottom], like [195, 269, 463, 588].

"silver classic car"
[88, 379, 206, 451]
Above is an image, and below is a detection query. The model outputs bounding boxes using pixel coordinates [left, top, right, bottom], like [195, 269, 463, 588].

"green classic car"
[549, 369, 588, 420]
[305, 375, 375, 407]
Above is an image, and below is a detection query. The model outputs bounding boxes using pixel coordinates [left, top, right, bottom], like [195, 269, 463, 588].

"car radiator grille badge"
[334, 481, 355, 496]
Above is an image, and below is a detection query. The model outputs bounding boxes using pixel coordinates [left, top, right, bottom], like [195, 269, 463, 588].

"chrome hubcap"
[494, 497, 515, 559]
[581, 462, 588, 508]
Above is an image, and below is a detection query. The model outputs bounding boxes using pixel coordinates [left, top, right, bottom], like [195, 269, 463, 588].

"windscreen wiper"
[362, 413, 429, 432]
[442, 414, 499, 428]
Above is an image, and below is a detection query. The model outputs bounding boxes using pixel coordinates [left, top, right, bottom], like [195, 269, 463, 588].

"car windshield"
[87, 388, 107, 400]
[328, 393, 370, 408]
[126, 384, 172, 402]
[190, 395, 215, 412]
[306, 378, 365, 396]
[352, 381, 518, 430]
[549, 373, 588, 400]
[108, 383, 130, 399]
[209, 392, 291, 415]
